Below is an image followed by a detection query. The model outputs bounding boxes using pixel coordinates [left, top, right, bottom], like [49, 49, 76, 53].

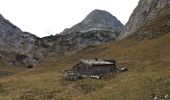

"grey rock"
[0, 9, 124, 67]
[61, 9, 124, 35]
[154, 96, 158, 100]
[0, 14, 49, 67]
[42, 30, 117, 54]
[119, 0, 170, 39]
[42, 9, 124, 54]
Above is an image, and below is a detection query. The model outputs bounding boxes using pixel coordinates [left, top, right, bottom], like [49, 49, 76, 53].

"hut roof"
[80, 59, 114, 65]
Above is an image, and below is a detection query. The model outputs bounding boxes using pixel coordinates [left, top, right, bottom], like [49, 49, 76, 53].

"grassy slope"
[0, 59, 23, 75]
[0, 32, 169, 100]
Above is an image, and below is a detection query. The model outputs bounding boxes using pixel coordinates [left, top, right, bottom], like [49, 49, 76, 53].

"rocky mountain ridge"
[42, 30, 118, 54]
[120, 0, 170, 39]
[2, 0, 170, 67]
[0, 9, 124, 67]
[0, 14, 50, 67]
[42, 9, 124, 55]
[61, 9, 124, 35]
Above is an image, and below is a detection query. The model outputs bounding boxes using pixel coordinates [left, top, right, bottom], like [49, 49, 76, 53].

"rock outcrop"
[42, 30, 117, 54]
[120, 0, 170, 39]
[0, 14, 49, 67]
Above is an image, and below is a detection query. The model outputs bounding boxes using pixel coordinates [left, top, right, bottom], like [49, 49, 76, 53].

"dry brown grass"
[0, 32, 169, 100]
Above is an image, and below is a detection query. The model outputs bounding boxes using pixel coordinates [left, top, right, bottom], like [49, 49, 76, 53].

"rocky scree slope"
[0, 14, 50, 67]
[120, 0, 170, 39]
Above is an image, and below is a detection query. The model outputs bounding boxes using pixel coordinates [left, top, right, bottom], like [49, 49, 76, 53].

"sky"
[0, 0, 139, 37]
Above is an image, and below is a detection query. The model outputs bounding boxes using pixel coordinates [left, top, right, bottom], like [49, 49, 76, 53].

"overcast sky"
[0, 0, 139, 37]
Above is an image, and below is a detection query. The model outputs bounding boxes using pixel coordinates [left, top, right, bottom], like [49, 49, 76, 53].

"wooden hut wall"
[73, 62, 92, 75]
[73, 62, 114, 75]
[91, 65, 115, 75]
[73, 62, 115, 75]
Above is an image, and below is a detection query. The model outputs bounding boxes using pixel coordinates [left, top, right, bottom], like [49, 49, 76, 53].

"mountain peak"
[83, 9, 113, 20]
[82, 9, 119, 27]
[61, 9, 124, 34]
[83, 9, 116, 19]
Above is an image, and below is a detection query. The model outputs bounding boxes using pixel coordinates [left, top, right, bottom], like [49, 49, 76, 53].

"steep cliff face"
[0, 14, 49, 67]
[61, 9, 124, 35]
[120, 0, 170, 39]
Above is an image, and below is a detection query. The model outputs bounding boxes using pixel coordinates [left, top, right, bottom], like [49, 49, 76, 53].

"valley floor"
[0, 33, 170, 100]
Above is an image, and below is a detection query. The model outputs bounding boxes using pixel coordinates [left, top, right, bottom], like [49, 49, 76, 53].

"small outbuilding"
[72, 59, 116, 75]
[64, 58, 128, 80]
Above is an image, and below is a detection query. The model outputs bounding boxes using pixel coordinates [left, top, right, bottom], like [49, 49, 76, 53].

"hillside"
[0, 0, 170, 100]
[0, 58, 23, 77]
[120, 0, 170, 39]
[0, 14, 50, 67]
[0, 32, 169, 100]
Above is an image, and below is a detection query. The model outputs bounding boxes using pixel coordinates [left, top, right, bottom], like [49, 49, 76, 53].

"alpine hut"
[72, 59, 116, 75]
